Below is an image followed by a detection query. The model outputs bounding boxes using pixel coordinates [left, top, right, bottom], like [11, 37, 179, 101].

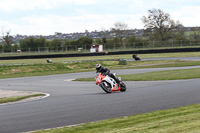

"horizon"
[1, 26, 200, 37]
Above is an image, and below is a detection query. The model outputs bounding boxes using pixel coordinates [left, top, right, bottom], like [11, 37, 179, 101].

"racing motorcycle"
[95, 72, 126, 93]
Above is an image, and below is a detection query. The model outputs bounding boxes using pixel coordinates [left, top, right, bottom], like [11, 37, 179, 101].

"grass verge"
[75, 68, 200, 81]
[121, 68, 200, 81]
[0, 94, 45, 104]
[31, 103, 200, 133]
[1, 60, 200, 79]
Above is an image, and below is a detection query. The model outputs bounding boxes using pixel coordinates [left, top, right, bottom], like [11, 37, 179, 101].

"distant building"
[10, 26, 199, 42]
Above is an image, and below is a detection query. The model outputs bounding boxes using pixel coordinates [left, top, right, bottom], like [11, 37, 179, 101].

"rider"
[96, 64, 120, 86]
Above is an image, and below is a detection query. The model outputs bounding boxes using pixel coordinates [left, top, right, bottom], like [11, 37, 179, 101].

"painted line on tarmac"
[64, 79, 76, 81]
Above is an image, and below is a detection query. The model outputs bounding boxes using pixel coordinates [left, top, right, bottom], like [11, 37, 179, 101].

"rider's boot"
[110, 73, 121, 87]
[116, 79, 121, 87]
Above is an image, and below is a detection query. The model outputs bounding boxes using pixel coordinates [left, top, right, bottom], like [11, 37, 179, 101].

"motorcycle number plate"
[115, 86, 118, 90]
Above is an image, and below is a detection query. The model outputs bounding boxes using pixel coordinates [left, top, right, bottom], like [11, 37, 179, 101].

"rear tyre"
[120, 82, 127, 92]
[99, 81, 112, 93]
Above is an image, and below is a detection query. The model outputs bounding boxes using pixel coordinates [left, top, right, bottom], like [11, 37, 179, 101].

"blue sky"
[0, 0, 200, 35]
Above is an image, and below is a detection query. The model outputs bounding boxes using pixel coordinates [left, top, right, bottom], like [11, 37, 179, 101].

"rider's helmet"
[96, 64, 102, 71]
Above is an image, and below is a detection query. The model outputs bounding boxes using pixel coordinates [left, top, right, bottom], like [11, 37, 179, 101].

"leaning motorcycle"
[95, 72, 127, 93]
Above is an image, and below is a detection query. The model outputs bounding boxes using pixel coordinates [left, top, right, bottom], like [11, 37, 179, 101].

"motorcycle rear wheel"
[99, 81, 112, 93]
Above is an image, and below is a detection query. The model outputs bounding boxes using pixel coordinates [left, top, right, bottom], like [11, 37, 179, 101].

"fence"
[1, 40, 200, 54]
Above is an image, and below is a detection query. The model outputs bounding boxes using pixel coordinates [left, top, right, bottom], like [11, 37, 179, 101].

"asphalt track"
[0, 57, 200, 133]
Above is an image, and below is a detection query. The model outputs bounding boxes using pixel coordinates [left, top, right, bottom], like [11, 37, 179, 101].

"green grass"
[0, 61, 101, 79]
[31, 103, 200, 133]
[0, 52, 200, 65]
[75, 68, 200, 81]
[0, 94, 45, 104]
[0, 54, 126, 64]
[122, 68, 200, 81]
[1, 59, 200, 79]
[1, 60, 200, 79]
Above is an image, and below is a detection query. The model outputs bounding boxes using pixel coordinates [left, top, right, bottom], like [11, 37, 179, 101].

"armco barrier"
[107, 47, 200, 55]
[0, 52, 106, 60]
[0, 47, 200, 60]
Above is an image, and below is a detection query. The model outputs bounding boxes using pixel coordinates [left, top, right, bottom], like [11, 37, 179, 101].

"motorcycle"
[95, 72, 127, 93]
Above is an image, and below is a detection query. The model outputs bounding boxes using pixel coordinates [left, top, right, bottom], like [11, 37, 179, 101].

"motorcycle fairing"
[102, 75, 116, 88]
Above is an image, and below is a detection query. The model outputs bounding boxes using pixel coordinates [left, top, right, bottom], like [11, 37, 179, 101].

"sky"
[0, 0, 200, 36]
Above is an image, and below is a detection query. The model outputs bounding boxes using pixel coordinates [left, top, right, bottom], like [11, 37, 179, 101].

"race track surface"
[0, 57, 200, 133]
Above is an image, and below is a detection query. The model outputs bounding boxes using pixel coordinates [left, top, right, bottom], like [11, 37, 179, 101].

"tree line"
[1, 8, 200, 50]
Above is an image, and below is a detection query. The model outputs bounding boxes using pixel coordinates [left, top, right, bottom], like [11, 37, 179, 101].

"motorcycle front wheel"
[120, 82, 127, 92]
[99, 81, 112, 93]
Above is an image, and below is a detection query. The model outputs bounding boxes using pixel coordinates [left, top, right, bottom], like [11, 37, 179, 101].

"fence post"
[153, 41, 154, 48]
[180, 40, 182, 47]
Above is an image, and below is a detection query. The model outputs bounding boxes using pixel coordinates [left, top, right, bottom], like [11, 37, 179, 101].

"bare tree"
[2, 29, 13, 47]
[141, 8, 184, 41]
[111, 22, 128, 47]
[100, 28, 109, 44]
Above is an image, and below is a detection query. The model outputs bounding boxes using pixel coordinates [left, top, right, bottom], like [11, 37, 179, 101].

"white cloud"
[170, 6, 200, 27]
[0, 0, 55, 11]
[0, 0, 96, 12]
[17, 14, 116, 35]
[67, 0, 96, 5]
[7, 13, 140, 35]
[0, 0, 200, 35]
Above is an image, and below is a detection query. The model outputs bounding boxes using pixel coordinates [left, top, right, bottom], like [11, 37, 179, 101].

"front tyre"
[120, 82, 127, 92]
[99, 81, 112, 93]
